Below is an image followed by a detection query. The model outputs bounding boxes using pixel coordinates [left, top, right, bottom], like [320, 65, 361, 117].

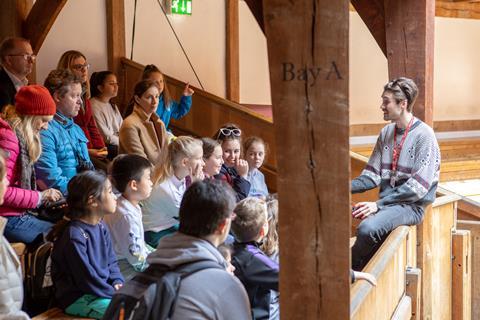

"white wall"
[36, 1, 480, 123]
[239, 1, 271, 105]
[124, 0, 226, 97]
[36, 0, 108, 85]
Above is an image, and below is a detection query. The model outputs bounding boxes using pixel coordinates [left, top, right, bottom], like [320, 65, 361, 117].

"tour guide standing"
[350, 77, 440, 270]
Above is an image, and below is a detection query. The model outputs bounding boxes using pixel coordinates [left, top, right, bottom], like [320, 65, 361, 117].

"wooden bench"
[10, 242, 26, 278]
[32, 308, 94, 320]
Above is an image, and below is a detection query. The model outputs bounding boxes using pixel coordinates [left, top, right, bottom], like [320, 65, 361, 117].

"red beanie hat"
[15, 85, 56, 116]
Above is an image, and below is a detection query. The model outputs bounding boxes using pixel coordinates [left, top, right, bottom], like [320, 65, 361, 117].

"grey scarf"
[14, 128, 36, 191]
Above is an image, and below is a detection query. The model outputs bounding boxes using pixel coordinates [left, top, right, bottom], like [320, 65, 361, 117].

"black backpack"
[25, 241, 55, 312]
[102, 260, 223, 320]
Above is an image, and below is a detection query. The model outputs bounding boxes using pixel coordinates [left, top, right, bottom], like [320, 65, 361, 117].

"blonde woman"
[141, 136, 204, 247]
[0, 85, 62, 244]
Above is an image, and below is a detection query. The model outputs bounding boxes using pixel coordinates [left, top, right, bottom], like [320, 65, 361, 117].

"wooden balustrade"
[119, 58, 278, 191]
[350, 226, 410, 319]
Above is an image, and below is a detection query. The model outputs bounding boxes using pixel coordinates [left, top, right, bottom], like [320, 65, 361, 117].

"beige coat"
[119, 105, 168, 165]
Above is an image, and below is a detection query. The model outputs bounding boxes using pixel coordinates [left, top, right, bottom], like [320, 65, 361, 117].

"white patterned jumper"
[351, 118, 440, 270]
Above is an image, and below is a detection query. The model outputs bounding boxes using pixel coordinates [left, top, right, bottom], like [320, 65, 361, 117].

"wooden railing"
[119, 58, 278, 191]
[350, 226, 412, 320]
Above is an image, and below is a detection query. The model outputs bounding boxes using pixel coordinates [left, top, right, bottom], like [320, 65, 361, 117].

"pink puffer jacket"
[0, 118, 40, 217]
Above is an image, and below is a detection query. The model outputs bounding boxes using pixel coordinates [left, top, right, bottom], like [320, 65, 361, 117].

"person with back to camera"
[351, 77, 441, 270]
[119, 80, 168, 165]
[144, 179, 251, 319]
[36, 69, 94, 195]
[213, 124, 250, 201]
[0, 85, 62, 244]
[231, 197, 278, 320]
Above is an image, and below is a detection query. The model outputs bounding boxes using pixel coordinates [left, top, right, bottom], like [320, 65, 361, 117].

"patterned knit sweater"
[351, 118, 441, 208]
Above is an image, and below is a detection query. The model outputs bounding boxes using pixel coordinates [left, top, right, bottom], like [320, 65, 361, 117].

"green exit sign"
[172, 0, 192, 15]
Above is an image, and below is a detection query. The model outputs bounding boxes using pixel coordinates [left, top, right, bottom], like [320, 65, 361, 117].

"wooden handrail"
[432, 194, 461, 208]
[350, 226, 410, 317]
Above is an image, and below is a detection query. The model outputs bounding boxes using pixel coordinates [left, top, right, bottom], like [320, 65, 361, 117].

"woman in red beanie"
[0, 85, 62, 244]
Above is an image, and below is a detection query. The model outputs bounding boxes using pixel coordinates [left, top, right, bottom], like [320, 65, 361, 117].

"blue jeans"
[351, 204, 424, 270]
[4, 214, 53, 244]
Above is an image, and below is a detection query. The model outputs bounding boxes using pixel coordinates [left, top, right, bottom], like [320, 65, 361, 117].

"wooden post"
[0, 0, 32, 40]
[452, 230, 472, 320]
[406, 267, 422, 320]
[263, 1, 350, 319]
[384, 0, 435, 126]
[226, 0, 239, 102]
[106, 0, 126, 109]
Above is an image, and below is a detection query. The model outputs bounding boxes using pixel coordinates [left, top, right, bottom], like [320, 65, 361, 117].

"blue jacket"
[35, 112, 93, 194]
[156, 94, 192, 129]
[52, 220, 124, 309]
[215, 165, 250, 202]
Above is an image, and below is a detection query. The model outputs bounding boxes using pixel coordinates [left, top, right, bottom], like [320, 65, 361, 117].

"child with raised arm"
[48, 171, 123, 319]
[142, 136, 204, 247]
[142, 64, 194, 130]
[105, 154, 154, 280]
[244, 136, 269, 199]
[231, 197, 278, 320]
[213, 124, 250, 201]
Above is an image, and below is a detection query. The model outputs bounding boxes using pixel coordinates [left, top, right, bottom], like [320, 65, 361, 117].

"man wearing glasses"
[0, 37, 35, 112]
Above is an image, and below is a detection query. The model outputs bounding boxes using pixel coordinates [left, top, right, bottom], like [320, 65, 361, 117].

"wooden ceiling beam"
[23, 0, 67, 54]
[436, 1, 480, 19]
[244, 0, 264, 33]
[350, 0, 387, 56]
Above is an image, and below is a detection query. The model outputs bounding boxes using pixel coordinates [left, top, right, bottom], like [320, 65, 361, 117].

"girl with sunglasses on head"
[57, 50, 108, 169]
[213, 124, 250, 201]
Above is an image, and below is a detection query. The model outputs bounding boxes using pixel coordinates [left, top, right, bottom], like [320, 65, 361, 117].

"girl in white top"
[105, 154, 153, 280]
[90, 71, 123, 150]
[142, 136, 204, 247]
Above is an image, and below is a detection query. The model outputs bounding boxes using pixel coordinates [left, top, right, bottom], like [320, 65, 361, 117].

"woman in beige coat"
[119, 80, 168, 165]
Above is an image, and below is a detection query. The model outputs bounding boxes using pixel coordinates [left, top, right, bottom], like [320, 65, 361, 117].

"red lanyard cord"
[391, 116, 415, 173]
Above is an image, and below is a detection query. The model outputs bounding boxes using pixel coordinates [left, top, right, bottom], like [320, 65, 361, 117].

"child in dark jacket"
[48, 171, 124, 319]
[231, 197, 278, 320]
[213, 124, 250, 201]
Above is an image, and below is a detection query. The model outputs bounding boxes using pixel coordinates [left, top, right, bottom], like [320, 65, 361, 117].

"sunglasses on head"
[217, 127, 241, 140]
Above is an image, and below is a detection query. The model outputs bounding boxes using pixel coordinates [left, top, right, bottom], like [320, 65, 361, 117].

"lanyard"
[391, 116, 415, 174]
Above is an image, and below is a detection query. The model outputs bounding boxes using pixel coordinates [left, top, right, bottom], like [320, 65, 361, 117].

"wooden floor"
[351, 137, 480, 182]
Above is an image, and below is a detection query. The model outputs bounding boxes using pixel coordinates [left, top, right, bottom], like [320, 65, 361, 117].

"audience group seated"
[0, 35, 436, 320]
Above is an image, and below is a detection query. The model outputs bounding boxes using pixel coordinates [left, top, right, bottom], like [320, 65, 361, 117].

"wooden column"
[384, 0, 435, 126]
[0, 0, 32, 40]
[226, 0, 239, 102]
[106, 0, 126, 109]
[264, 1, 350, 319]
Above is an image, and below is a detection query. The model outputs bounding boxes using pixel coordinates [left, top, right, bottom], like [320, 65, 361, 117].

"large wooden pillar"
[263, 1, 350, 319]
[385, 0, 435, 126]
[106, 0, 126, 110]
[0, 0, 32, 40]
[226, 0, 240, 102]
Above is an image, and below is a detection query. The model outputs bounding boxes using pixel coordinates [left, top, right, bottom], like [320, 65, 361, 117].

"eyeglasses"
[217, 127, 241, 140]
[7, 54, 36, 62]
[71, 63, 90, 71]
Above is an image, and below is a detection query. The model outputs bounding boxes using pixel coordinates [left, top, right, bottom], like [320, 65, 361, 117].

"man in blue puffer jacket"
[35, 69, 93, 194]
